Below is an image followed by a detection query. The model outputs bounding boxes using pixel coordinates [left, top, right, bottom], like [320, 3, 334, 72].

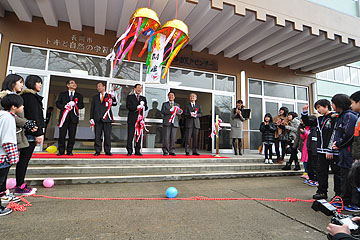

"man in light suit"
[90, 81, 117, 156]
[161, 91, 182, 156]
[184, 93, 202, 156]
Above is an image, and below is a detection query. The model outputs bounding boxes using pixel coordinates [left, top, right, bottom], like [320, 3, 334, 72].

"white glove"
[109, 90, 115, 98]
[140, 101, 144, 106]
[191, 112, 197, 118]
[170, 107, 175, 112]
[89, 119, 95, 126]
[69, 101, 75, 107]
[137, 105, 142, 109]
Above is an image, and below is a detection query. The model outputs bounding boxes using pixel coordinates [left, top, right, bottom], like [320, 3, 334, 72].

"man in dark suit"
[56, 79, 84, 156]
[184, 93, 202, 156]
[126, 84, 148, 156]
[90, 81, 117, 156]
[161, 91, 182, 156]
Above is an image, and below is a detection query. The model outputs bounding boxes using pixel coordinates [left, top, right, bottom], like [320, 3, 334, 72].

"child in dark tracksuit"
[330, 94, 358, 211]
[260, 113, 277, 164]
[306, 120, 318, 186]
[302, 99, 341, 200]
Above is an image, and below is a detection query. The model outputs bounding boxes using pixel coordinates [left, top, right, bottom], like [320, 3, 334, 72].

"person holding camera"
[327, 217, 360, 240]
[281, 112, 300, 170]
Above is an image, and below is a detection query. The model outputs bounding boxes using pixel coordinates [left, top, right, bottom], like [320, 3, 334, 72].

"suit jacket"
[56, 91, 84, 124]
[126, 94, 148, 124]
[161, 101, 181, 127]
[90, 93, 117, 123]
[184, 102, 202, 129]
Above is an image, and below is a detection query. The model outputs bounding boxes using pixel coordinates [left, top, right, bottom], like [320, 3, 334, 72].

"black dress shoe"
[169, 153, 176, 156]
[105, 152, 112, 156]
[163, 153, 169, 156]
[67, 153, 73, 156]
[193, 153, 200, 156]
[94, 152, 100, 156]
[126, 153, 132, 156]
[135, 153, 143, 156]
[57, 153, 64, 156]
[185, 152, 190, 156]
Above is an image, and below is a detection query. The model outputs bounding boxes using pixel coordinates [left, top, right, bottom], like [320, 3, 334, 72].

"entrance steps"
[10, 155, 302, 185]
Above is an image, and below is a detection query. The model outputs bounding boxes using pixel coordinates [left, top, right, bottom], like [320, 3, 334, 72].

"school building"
[0, 0, 360, 153]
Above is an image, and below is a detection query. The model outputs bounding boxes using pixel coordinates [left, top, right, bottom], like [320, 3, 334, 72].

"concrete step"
[10, 163, 290, 175]
[28, 157, 267, 165]
[21, 170, 303, 185]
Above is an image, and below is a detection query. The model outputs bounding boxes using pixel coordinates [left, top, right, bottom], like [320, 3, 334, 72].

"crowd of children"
[260, 90, 360, 211]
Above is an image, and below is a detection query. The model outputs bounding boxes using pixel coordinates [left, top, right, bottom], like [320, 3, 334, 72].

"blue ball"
[166, 187, 178, 198]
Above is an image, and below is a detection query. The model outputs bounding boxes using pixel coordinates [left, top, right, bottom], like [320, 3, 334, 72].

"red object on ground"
[31, 154, 229, 159]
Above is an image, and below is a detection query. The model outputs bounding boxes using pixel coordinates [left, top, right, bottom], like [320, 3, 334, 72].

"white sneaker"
[0, 190, 21, 204]
[269, 159, 273, 164]
[264, 159, 269, 164]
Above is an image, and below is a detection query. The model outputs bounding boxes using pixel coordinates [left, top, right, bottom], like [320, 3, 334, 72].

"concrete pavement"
[1, 176, 336, 240]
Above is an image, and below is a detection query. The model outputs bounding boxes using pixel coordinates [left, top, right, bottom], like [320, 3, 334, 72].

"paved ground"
[1, 176, 337, 240]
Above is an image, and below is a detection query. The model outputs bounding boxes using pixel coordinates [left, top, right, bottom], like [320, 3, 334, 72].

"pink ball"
[43, 178, 55, 188]
[6, 178, 16, 189]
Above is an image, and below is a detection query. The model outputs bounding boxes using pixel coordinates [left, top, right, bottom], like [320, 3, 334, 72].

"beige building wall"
[0, 12, 316, 149]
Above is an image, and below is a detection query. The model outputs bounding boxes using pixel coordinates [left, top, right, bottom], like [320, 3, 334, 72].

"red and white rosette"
[59, 99, 78, 128]
[209, 118, 223, 138]
[169, 106, 183, 123]
[102, 97, 113, 121]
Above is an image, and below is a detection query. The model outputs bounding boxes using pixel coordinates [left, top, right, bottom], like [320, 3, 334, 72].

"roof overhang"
[1, 0, 360, 73]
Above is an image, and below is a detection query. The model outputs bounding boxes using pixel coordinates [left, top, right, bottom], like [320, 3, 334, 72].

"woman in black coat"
[15, 75, 45, 195]
[259, 113, 277, 164]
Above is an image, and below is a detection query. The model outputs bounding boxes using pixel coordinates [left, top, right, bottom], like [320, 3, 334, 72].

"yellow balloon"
[46, 146, 57, 154]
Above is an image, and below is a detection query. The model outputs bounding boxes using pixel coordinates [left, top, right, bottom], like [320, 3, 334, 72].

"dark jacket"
[259, 122, 276, 143]
[20, 89, 45, 136]
[183, 102, 202, 129]
[90, 93, 117, 123]
[332, 233, 357, 240]
[161, 101, 181, 128]
[330, 110, 358, 169]
[306, 125, 318, 156]
[331, 110, 358, 149]
[352, 116, 360, 160]
[302, 111, 338, 155]
[56, 91, 84, 124]
[126, 94, 148, 124]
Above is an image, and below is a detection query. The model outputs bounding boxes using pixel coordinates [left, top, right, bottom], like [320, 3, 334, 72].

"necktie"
[101, 93, 104, 103]
[137, 94, 140, 102]
[70, 92, 73, 101]
[170, 102, 173, 108]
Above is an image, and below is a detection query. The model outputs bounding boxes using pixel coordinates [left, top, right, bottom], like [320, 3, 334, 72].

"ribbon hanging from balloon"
[106, 8, 161, 68]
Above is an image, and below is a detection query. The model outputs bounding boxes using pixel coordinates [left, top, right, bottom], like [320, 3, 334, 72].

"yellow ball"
[46, 145, 57, 154]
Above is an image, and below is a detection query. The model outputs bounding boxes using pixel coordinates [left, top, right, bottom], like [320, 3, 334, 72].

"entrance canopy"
[1, 0, 360, 73]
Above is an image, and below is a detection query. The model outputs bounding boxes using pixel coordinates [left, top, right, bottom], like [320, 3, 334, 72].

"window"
[215, 95, 232, 123]
[297, 87, 308, 101]
[114, 61, 141, 81]
[108, 84, 133, 118]
[169, 68, 213, 89]
[215, 75, 235, 92]
[264, 82, 295, 99]
[144, 87, 167, 119]
[249, 79, 262, 95]
[48, 51, 111, 77]
[351, 67, 359, 85]
[10, 46, 47, 70]
[249, 97, 262, 130]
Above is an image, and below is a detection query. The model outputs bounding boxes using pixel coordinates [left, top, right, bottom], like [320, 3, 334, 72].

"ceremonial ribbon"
[169, 106, 182, 124]
[102, 97, 113, 121]
[135, 104, 148, 142]
[209, 119, 223, 138]
[59, 99, 78, 128]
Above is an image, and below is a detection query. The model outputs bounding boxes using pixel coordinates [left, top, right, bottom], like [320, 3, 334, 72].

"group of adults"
[57, 80, 203, 156]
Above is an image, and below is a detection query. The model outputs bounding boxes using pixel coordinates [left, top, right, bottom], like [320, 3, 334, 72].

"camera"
[312, 199, 360, 239]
